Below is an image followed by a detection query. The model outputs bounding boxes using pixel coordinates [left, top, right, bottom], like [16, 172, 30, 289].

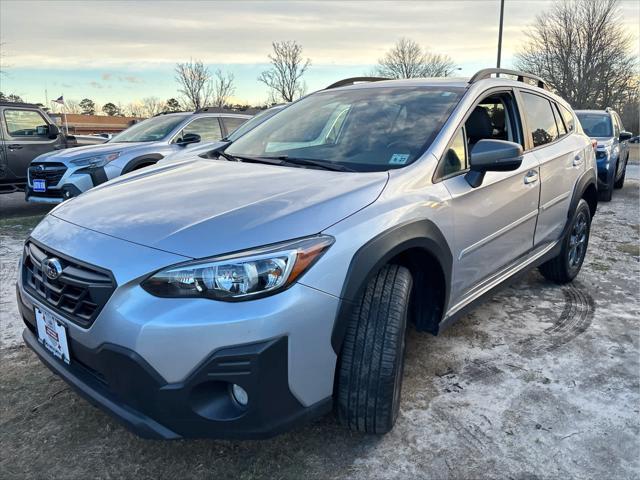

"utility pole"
[497, 0, 505, 69]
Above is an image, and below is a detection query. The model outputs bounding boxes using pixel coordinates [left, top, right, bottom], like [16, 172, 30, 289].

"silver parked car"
[25, 110, 251, 203]
[18, 69, 597, 439]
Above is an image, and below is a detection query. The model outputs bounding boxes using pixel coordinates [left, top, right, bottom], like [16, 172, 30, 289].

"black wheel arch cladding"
[331, 219, 452, 353]
[122, 154, 164, 174]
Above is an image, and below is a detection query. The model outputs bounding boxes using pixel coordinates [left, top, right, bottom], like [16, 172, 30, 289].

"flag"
[52, 96, 64, 105]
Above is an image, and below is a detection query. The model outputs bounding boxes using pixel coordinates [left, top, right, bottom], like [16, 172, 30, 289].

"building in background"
[49, 114, 141, 135]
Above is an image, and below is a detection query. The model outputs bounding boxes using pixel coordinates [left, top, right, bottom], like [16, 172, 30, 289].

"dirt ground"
[1, 149, 639, 479]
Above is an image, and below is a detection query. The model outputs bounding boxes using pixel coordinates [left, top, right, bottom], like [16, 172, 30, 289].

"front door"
[439, 90, 540, 308]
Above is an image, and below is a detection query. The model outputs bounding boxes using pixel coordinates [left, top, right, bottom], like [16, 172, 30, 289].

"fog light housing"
[231, 384, 248, 406]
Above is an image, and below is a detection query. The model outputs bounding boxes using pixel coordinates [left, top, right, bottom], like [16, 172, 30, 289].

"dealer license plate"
[33, 179, 46, 192]
[35, 306, 70, 364]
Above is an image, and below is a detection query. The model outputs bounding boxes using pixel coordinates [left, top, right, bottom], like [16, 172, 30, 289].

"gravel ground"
[1, 154, 638, 479]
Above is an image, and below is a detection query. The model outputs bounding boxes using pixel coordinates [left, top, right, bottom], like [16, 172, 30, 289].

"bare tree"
[213, 69, 236, 107]
[175, 59, 213, 110]
[64, 99, 82, 114]
[258, 41, 311, 102]
[373, 38, 456, 78]
[141, 96, 163, 117]
[126, 102, 144, 118]
[515, 0, 637, 112]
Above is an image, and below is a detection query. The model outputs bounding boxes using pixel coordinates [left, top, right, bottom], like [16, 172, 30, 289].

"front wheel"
[336, 264, 412, 434]
[539, 198, 591, 284]
[614, 156, 627, 189]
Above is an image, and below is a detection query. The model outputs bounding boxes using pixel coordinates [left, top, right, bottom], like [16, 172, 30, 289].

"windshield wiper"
[258, 155, 355, 172]
[216, 150, 240, 162]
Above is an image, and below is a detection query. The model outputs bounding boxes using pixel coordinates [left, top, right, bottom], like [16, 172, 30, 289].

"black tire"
[614, 156, 627, 189]
[336, 264, 412, 434]
[539, 198, 591, 284]
[599, 164, 615, 201]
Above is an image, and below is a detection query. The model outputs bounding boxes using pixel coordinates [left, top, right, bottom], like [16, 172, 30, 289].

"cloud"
[121, 75, 142, 84]
[101, 73, 113, 81]
[89, 81, 104, 89]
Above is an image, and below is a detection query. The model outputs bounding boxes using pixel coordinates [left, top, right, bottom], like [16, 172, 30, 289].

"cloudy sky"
[1, 0, 638, 107]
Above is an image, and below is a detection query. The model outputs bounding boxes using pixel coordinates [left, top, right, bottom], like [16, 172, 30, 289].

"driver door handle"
[8, 144, 23, 150]
[524, 170, 538, 185]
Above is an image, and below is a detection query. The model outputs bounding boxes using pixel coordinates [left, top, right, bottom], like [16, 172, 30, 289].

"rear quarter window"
[520, 92, 559, 148]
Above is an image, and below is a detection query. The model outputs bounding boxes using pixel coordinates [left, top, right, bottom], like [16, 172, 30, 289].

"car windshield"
[225, 86, 464, 171]
[110, 115, 187, 143]
[227, 106, 284, 142]
[576, 113, 612, 137]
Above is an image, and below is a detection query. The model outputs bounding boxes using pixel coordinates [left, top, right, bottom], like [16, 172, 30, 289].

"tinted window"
[112, 115, 187, 142]
[521, 92, 559, 148]
[222, 117, 248, 136]
[437, 127, 467, 178]
[553, 104, 567, 136]
[226, 86, 464, 172]
[4, 109, 48, 137]
[181, 117, 223, 142]
[560, 105, 575, 132]
[575, 113, 612, 137]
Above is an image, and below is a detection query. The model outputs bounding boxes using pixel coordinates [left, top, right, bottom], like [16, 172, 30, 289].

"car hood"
[51, 159, 388, 258]
[593, 137, 614, 148]
[35, 142, 149, 162]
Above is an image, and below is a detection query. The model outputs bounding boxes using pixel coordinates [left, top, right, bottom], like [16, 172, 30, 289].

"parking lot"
[1, 148, 639, 479]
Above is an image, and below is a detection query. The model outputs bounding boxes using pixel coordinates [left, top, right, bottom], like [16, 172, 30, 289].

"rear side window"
[521, 92, 559, 148]
[222, 117, 247, 136]
[4, 109, 48, 137]
[552, 104, 567, 136]
[560, 105, 575, 132]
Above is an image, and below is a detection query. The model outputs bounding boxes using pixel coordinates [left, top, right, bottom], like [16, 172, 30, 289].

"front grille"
[22, 241, 116, 328]
[29, 162, 67, 186]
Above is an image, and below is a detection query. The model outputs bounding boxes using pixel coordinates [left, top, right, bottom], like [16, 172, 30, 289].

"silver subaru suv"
[25, 110, 251, 203]
[18, 69, 597, 439]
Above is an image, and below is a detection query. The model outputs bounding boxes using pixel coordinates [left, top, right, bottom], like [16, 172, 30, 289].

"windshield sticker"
[389, 154, 410, 165]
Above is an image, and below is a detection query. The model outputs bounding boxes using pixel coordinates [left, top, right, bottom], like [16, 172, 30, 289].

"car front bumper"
[17, 215, 339, 438]
[25, 165, 107, 203]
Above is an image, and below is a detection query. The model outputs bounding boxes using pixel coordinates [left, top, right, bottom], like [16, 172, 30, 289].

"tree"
[102, 102, 120, 116]
[79, 98, 96, 115]
[141, 96, 163, 117]
[126, 102, 144, 118]
[0, 92, 23, 102]
[164, 98, 181, 112]
[258, 41, 311, 102]
[515, 0, 637, 112]
[175, 59, 213, 110]
[64, 99, 82, 114]
[373, 38, 456, 79]
[213, 69, 236, 107]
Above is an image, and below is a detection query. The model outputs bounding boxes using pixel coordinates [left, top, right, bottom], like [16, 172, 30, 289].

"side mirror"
[177, 132, 201, 146]
[465, 139, 523, 188]
[47, 124, 60, 139]
[619, 131, 633, 142]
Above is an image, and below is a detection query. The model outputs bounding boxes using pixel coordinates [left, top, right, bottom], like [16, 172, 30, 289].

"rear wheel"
[336, 264, 412, 434]
[539, 199, 591, 284]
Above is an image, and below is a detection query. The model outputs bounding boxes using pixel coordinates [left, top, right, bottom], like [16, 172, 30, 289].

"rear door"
[517, 91, 583, 246]
[2, 107, 60, 182]
[440, 89, 541, 304]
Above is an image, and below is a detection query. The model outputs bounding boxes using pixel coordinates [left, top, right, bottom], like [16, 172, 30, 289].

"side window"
[614, 112, 625, 132]
[4, 109, 48, 137]
[559, 105, 575, 132]
[520, 92, 559, 148]
[222, 117, 247, 136]
[437, 127, 467, 179]
[611, 113, 620, 137]
[552, 103, 567, 136]
[181, 117, 223, 142]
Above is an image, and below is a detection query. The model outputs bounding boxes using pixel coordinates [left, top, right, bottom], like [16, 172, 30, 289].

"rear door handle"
[524, 170, 538, 185]
[573, 155, 583, 166]
[7, 144, 23, 150]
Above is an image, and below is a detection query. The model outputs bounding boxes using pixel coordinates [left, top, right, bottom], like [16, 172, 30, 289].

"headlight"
[70, 152, 121, 168]
[141, 235, 334, 300]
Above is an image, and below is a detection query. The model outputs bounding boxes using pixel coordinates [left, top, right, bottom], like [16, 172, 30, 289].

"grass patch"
[616, 243, 640, 257]
[0, 215, 45, 231]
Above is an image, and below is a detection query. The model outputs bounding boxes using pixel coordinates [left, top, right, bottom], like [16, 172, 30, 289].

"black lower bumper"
[19, 292, 331, 439]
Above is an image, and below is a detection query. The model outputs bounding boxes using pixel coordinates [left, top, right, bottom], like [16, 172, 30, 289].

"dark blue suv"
[576, 109, 633, 201]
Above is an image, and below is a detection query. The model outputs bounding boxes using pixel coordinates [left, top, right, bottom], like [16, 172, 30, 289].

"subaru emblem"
[43, 257, 63, 280]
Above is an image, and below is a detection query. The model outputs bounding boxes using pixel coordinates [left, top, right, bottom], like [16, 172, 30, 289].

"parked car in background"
[1, 102, 64, 193]
[19, 70, 598, 439]
[25, 110, 252, 203]
[575, 108, 633, 201]
[629, 135, 639, 144]
[158, 105, 286, 165]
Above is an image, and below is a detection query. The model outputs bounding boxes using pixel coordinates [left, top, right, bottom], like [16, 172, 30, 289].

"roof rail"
[152, 111, 188, 116]
[325, 77, 391, 90]
[469, 68, 548, 90]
